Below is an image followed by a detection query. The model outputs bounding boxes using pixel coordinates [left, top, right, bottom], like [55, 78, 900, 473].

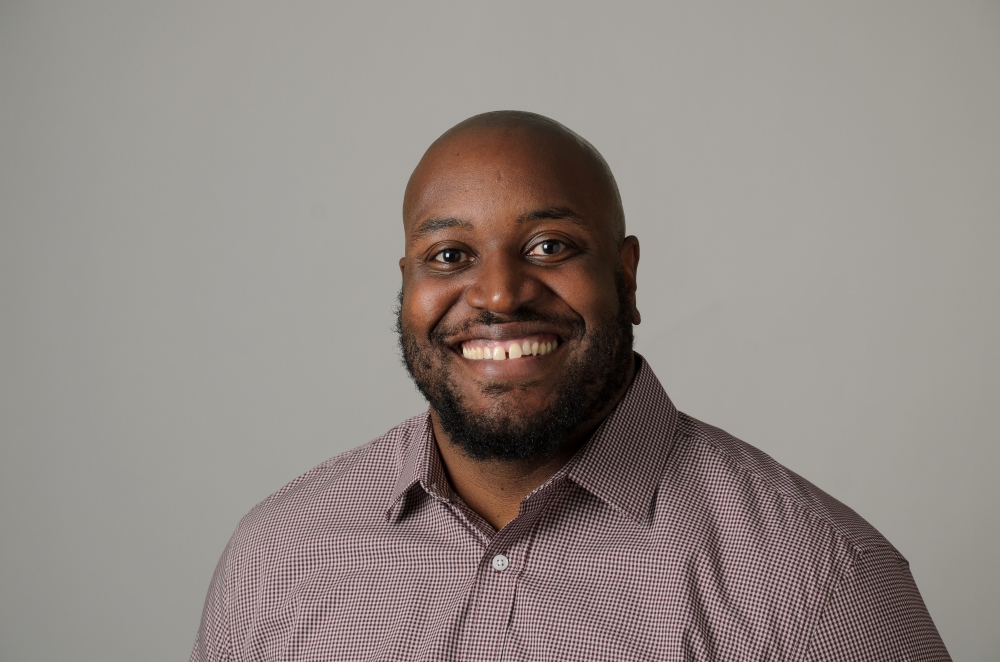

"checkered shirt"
[191, 356, 950, 661]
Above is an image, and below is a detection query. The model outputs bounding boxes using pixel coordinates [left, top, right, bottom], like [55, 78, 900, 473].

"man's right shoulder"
[225, 413, 426, 554]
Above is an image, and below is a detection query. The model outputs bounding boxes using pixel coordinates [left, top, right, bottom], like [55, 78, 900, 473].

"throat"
[431, 413, 591, 530]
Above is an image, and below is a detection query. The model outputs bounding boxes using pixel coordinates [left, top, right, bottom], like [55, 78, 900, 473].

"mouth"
[459, 334, 560, 360]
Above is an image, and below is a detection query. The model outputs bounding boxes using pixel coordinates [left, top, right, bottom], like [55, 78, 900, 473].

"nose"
[465, 253, 543, 313]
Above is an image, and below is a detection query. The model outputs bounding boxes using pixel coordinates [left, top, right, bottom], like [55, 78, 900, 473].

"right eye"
[432, 248, 469, 264]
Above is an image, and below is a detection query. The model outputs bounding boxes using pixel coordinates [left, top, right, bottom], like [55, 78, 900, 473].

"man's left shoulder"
[661, 412, 897, 562]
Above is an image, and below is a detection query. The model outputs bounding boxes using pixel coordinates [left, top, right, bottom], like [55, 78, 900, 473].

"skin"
[399, 121, 641, 530]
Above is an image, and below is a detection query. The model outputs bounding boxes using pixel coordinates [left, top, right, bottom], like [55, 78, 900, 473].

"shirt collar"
[384, 354, 678, 525]
[385, 412, 449, 520]
[563, 355, 678, 525]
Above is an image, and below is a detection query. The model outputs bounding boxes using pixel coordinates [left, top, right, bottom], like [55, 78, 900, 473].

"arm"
[190, 545, 233, 662]
[804, 546, 950, 661]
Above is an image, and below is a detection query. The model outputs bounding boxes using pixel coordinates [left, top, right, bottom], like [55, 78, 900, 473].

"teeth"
[461, 338, 559, 360]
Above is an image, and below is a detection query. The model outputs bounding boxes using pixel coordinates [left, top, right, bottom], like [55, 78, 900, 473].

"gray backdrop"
[1, 2, 997, 660]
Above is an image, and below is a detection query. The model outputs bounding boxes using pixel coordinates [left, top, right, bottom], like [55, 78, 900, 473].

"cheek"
[403, 275, 466, 333]
[548, 273, 619, 322]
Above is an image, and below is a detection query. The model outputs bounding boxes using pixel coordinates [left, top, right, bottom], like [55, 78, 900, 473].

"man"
[192, 111, 950, 661]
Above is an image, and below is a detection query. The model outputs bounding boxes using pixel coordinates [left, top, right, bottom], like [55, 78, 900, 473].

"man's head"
[396, 111, 640, 461]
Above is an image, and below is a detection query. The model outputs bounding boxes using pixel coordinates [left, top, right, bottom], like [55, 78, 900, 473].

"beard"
[395, 273, 635, 462]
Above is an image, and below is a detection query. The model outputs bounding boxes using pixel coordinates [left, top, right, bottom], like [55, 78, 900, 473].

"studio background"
[1, 2, 997, 660]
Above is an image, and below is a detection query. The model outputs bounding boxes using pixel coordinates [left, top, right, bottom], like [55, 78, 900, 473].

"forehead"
[403, 128, 613, 235]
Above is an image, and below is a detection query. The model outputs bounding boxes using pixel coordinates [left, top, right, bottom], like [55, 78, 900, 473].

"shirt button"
[492, 554, 510, 572]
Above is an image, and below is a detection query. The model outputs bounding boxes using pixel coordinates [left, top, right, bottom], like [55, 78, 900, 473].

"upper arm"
[190, 543, 233, 662]
[804, 547, 950, 661]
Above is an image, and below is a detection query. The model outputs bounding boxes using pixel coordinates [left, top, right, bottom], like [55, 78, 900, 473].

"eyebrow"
[410, 217, 474, 240]
[517, 206, 587, 228]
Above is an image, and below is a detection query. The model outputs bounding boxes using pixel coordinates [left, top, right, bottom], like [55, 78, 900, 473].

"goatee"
[395, 273, 635, 462]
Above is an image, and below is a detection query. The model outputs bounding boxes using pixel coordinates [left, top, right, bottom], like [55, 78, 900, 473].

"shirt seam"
[799, 545, 909, 660]
[800, 545, 858, 660]
[681, 416, 886, 554]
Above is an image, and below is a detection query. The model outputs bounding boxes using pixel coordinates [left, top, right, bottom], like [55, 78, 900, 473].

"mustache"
[430, 308, 585, 344]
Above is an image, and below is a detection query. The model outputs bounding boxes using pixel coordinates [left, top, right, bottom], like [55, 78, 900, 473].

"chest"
[230, 499, 823, 661]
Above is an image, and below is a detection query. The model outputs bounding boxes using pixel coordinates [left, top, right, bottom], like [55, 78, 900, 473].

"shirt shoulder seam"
[800, 545, 910, 659]
[678, 413, 892, 557]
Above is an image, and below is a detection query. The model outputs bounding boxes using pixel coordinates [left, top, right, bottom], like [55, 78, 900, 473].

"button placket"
[456, 491, 556, 660]
[456, 538, 521, 661]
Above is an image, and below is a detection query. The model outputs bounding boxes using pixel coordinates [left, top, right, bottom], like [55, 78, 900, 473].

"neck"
[431, 357, 637, 530]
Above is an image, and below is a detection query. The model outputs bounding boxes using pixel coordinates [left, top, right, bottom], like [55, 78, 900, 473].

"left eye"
[432, 248, 468, 263]
[527, 240, 565, 256]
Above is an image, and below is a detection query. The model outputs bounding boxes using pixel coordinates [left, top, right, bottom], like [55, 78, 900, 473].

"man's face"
[398, 127, 639, 461]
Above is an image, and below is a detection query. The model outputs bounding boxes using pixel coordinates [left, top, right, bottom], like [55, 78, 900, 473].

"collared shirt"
[191, 356, 949, 661]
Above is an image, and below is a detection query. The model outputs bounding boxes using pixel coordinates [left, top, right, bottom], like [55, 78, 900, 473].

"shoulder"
[646, 413, 925, 656]
[224, 414, 424, 562]
[662, 412, 898, 561]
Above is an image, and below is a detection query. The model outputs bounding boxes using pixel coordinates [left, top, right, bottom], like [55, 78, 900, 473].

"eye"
[432, 248, 469, 264]
[527, 240, 566, 257]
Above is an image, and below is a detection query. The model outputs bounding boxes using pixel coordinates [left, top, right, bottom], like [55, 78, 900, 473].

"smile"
[460, 334, 559, 360]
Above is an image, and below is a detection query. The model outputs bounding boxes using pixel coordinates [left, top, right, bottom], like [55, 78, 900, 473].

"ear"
[620, 236, 641, 325]
[399, 257, 406, 275]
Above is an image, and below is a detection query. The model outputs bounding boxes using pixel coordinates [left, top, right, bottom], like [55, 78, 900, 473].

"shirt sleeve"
[190, 544, 233, 662]
[804, 546, 951, 661]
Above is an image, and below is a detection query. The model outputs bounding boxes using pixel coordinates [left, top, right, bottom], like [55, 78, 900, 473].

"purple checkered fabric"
[192, 356, 949, 661]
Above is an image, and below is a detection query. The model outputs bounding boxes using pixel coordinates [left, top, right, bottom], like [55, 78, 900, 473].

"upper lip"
[444, 322, 570, 347]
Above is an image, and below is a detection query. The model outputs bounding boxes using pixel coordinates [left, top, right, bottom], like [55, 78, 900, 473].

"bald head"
[404, 111, 626, 246]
